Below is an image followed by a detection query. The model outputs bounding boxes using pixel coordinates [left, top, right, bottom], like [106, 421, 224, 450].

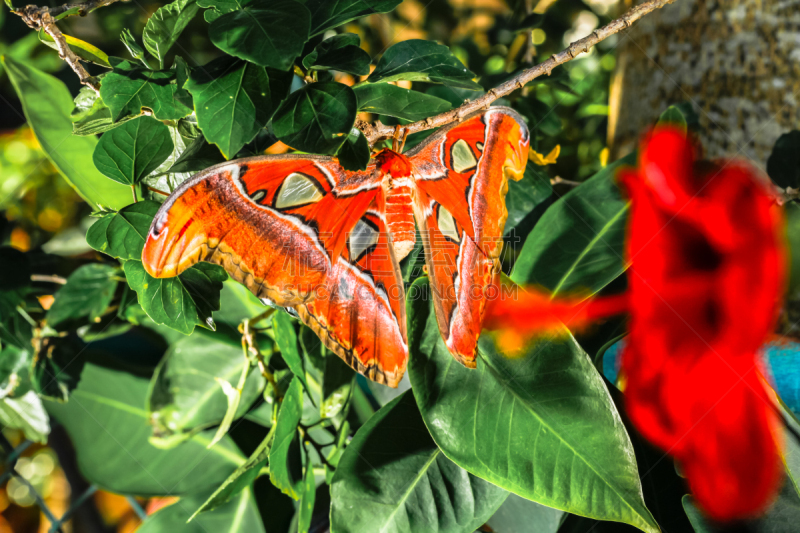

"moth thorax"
[382, 178, 416, 262]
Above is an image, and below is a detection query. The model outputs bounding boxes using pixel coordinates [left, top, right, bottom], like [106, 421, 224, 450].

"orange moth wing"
[407, 107, 530, 366]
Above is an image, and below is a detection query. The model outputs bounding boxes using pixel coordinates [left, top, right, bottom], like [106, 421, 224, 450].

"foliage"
[0, 1, 798, 532]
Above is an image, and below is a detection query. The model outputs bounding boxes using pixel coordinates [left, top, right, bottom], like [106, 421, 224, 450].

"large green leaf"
[367, 40, 481, 90]
[337, 129, 370, 171]
[331, 390, 508, 533]
[406, 277, 658, 533]
[46, 263, 118, 329]
[208, 0, 310, 70]
[138, 487, 264, 533]
[86, 201, 161, 261]
[269, 377, 304, 499]
[302, 34, 370, 76]
[100, 59, 192, 121]
[485, 494, 563, 533]
[304, 0, 401, 36]
[2, 56, 131, 210]
[272, 82, 357, 154]
[143, 0, 200, 68]
[511, 154, 634, 296]
[147, 330, 264, 445]
[185, 56, 275, 158]
[123, 260, 226, 335]
[354, 84, 452, 121]
[93, 116, 174, 186]
[297, 464, 316, 533]
[45, 363, 245, 495]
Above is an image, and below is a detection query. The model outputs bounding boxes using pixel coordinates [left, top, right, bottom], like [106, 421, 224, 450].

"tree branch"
[361, 0, 676, 145]
[12, 0, 127, 95]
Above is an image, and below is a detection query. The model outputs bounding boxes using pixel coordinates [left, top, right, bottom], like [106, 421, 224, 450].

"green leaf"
[93, 117, 174, 186]
[147, 330, 264, 446]
[657, 105, 688, 132]
[269, 377, 304, 499]
[354, 83, 452, 121]
[303, 34, 370, 76]
[298, 464, 316, 533]
[0, 391, 50, 444]
[100, 59, 192, 121]
[504, 165, 552, 237]
[337, 129, 370, 171]
[331, 391, 508, 533]
[208, 0, 310, 70]
[197, 0, 241, 11]
[46, 263, 119, 329]
[38, 29, 111, 67]
[143, 0, 200, 68]
[45, 363, 245, 495]
[0, 345, 32, 397]
[767, 131, 800, 190]
[785, 202, 800, 298]
[123, 260, 226, 335]
[368, 40, 481, 90]
[272, 82, 357, 154]
[406, 277, 658, 533]
[320, 354, 353, 419]
[485, 494, 564, 533]
[305, 0, 401, 36]
[511, 153, 634, 296]
[168, 135, 226, 174]
[70, 85, 137, 136]
[86, 201, 160, 260]
[120, 29, 150, 68]
[272, 312, 312, 399]
[190, 425, 274, 519]
[2, 56, 131, 210]
[186, 56, 276, 158]
[139, 487, 264, 533]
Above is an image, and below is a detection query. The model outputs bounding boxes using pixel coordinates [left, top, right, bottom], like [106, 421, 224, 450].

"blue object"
[602, 339, 800, 415]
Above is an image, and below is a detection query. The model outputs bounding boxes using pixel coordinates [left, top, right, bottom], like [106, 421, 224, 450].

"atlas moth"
[142, 107, 530, 387]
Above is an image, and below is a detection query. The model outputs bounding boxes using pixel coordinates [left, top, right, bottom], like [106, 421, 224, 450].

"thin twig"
[147, 185, 170, 197]
[30, 274, 67, 285]
[360, 0, 676, 145]
[12, 0, 127, 94]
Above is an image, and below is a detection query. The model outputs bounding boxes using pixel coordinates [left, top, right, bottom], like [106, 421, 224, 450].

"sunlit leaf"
[208, 0, 310, 70]
[407, 277, 658, 533]
[272, 82, 357, 154]
[354, 83, 452, 121]
[143, 0, 200, 68]
[186, 56, 277, 158]
[100, 59, 192, 121]
[93, 116, 174, 185]
[2, 56, 131, 209]
[0, 391, 50, 444]
[38, 29, 111, 67]
[368, 40, 481, 90]
[86, 201, 160, 260]
[511, 153, 634, 296]
[123, 260, 226, 335]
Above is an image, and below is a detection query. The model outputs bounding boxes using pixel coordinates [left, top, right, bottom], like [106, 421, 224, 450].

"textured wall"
[608, 0, 800, 167]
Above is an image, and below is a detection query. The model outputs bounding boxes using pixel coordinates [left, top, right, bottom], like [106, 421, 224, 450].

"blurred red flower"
[485, 126, 786, 521]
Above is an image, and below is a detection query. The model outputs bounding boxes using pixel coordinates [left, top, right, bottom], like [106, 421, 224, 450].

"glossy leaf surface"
[93, 116, 174, 185]
[368, 40, 481, 90]
[331, 391, 508, 533]
[511, 154, 634, 296]
[45, 363, 245, 495]
[354, 84, 452, 121]
[406, 278, 658, 533]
